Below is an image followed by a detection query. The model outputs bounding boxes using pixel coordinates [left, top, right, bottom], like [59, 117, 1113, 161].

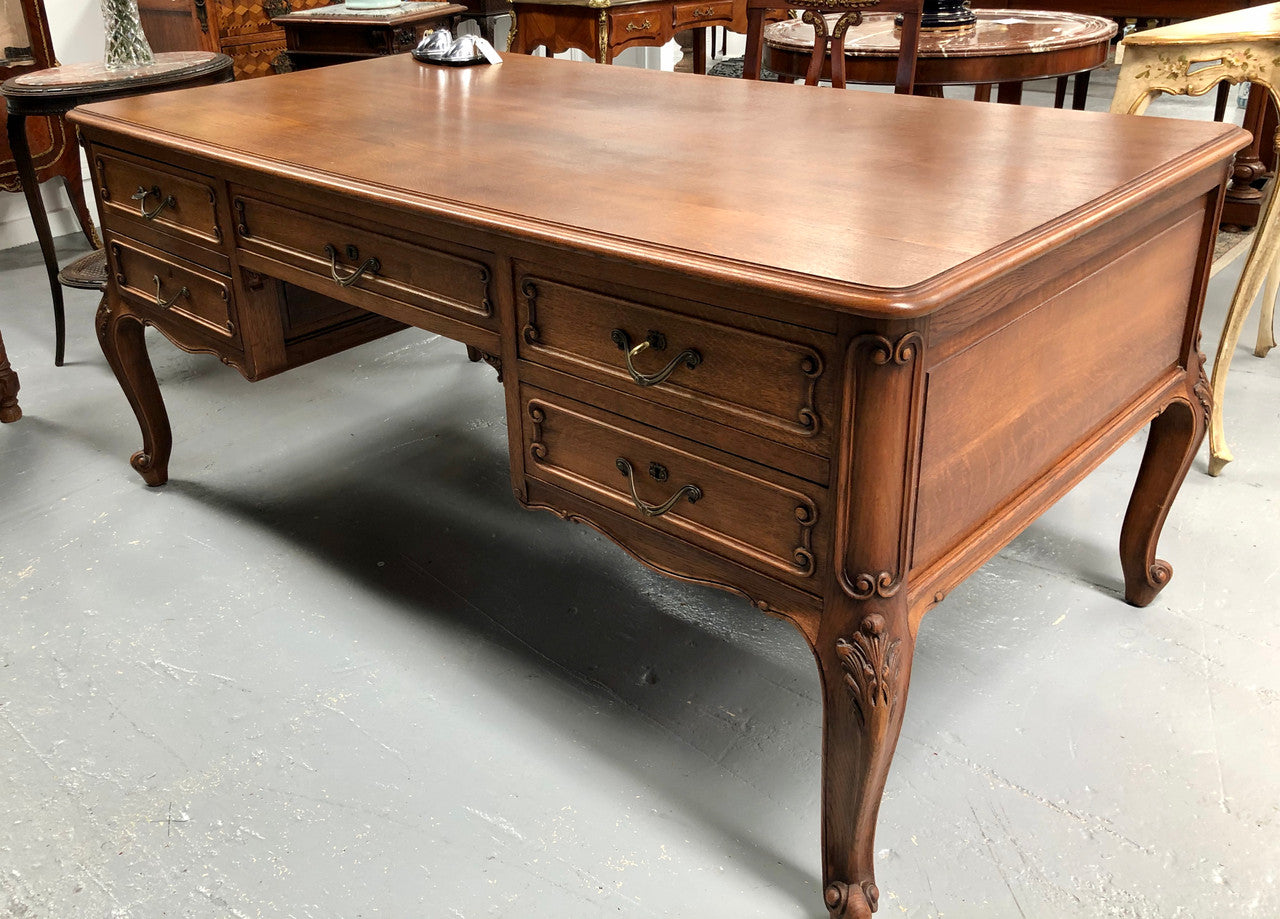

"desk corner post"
[816, 328, 925, 918]
[95, 296, 172, 487]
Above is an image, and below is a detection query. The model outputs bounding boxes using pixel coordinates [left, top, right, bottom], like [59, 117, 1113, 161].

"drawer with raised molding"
[610, 7, 665, 42]
[231, 192, 496, 331]
[95, 150, 226, 251]
[522, 386, 828, 591]
[516, 271, 836, 458]
[108, 237, 238, 342]
[672, 0, 734, 27]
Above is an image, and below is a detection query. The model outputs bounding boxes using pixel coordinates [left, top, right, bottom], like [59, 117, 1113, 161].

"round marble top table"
[3, 52, 233, 367]
[764, 9, 1117, 97]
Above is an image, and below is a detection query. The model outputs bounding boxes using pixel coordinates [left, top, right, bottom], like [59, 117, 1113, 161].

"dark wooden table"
[70, 53, 1244, 918]
[765, 8, 1116, 103]
[273, 1, 469, 71]
[0, 328, 19, 422]
[510, 0, 760, 71]
[2, 50, 232, 367]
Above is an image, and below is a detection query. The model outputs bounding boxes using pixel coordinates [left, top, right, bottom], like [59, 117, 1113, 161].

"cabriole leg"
[1120, 396, 1204, 606]
[95, 297, 171, 486]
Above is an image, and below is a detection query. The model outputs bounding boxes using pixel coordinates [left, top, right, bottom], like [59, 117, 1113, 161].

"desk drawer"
[672, 0, 734, 27]
[522, 386, 825, 590]
[517, 272, 835, 456]
[96, 151, 224, 250]
[109, 238, 237, 341]
[232, 194, 495, 329]
[611, 8, 665, 41]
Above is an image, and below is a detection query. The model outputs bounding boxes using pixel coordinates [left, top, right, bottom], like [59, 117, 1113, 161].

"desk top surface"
[69, 53, 1244, 311]
[1120, 0, 1280, 43]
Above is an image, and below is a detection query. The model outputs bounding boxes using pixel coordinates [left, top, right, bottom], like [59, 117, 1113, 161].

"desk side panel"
[910, 194, 1210, 578]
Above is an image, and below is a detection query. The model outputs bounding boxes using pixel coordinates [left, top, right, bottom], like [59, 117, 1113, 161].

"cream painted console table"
[1112, 3, 1280, 474]
[70, 54, 1245, 917]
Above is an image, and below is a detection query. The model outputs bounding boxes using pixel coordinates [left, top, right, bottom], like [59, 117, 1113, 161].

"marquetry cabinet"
[137, 0, 332, 79]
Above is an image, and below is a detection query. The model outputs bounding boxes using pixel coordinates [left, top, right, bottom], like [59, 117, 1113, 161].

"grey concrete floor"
[2, 81, 1279, 919]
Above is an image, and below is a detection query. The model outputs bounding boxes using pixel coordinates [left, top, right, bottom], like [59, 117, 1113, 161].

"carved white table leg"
[1111, 32, 1280, 474]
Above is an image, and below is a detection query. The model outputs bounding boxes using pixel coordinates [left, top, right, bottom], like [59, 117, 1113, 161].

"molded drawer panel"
[522, 385, 826, 591]
[109, 237, 237, 341]
[672, 0, 734, 27]
[96, 151, 224, 250]
[232, 193, 496, 329]
[517, 271, 835, 456]
[611, 8, 665, 41]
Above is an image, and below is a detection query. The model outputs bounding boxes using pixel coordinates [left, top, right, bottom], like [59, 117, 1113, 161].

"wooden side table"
[765, 9, 1116, 102]
[510, 0, 759, 72]
[2, 51, 233, 367]
[0, 328, 19, 423]
[273, 1, 469, 70]
[1111, 3, 1280, 474]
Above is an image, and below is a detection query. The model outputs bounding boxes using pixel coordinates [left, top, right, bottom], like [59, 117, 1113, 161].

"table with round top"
[3, 51, 233, 367]
[764, 9, 1117, 104]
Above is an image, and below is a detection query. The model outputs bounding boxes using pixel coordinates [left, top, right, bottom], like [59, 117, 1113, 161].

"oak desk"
[69, 54, 1245, 918]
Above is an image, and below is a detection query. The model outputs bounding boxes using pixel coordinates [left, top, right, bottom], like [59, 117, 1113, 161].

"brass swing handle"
[152, 275, 188, 309]
[324, 244, 381, 288]
[132, 185, 176, 220]
[692, 6, 715, 16]
[610, 328, 701, 387]
[625, 18, 654, 30]
[616, 458, 701, 518]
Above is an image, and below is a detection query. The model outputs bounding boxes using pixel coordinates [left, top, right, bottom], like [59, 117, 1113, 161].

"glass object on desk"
[0, 0, 34, 65]
[101, 0, 155, 70]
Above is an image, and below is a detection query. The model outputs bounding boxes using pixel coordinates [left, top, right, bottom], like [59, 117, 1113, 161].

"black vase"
[920, 0, 975, 30]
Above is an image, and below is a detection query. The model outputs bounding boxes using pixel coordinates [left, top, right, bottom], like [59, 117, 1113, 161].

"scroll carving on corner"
[847, 570, 899, 600]
[793, 501, 817, 576]
[835, 614, 901, 728]
[1193, 330, 1211, 428]
[864, 333, 918, 367]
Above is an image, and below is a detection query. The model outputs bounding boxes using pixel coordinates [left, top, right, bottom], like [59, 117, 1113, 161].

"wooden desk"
[510, 0, 760, 71]
[765, 8, 1115, 103]
[273, 1, 469, 71]
[70, 54, 1245, 918]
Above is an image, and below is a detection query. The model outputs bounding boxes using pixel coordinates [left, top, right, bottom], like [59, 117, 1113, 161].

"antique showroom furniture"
[2, 50, 232, 366]
[0, 0, 97, 247]
[0, 328, 19, 423]
[272, 1, 468, 70]
[742, 0, 923, 91]
[70, 52, 1245, 918]
[139, 0, 507, 74]
[136, 0, 332, 79]
[1112, 1, 1280, 475]
[509, 0, 764, 71]
[764, 9, 1116, 103]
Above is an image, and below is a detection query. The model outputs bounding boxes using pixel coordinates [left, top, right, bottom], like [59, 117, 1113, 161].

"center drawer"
[522, 385, 827, 591]
[232, 193, 496, 330]
[672, 0, 734, 27]
[517, 271, 836, 456]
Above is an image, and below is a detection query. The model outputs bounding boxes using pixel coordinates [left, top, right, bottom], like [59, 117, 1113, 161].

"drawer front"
[96, 152, 224, 250]
[233, 194, 496, 329]
[517, 273, 834, 455]
[672, 0, 734, 27]
[610, 8, 665, 42]
[523, 387, 826, 590]
[109, 238, 237, 341]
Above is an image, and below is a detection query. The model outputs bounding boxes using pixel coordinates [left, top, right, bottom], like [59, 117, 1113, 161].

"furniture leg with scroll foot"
[1120, 394, 1205, 606]
[95, 298, 171, 487]
[1255, 263, 1278, 357]
[816, 603, 914, 919]
[0, 328, 20, 423]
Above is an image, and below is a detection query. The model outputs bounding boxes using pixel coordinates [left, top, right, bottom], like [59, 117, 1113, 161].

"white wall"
[0, 0, 103, 250]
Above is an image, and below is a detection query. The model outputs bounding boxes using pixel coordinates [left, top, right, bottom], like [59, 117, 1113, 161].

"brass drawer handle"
[152, 275, 189, 309]
[692, 6, 715, 16]
[616, 458, 701, 517]
[610, 328, 702, 386]
[132, 185, 176, 220]
[324, 243, 381, 288]
[625, 18, 654, 31]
